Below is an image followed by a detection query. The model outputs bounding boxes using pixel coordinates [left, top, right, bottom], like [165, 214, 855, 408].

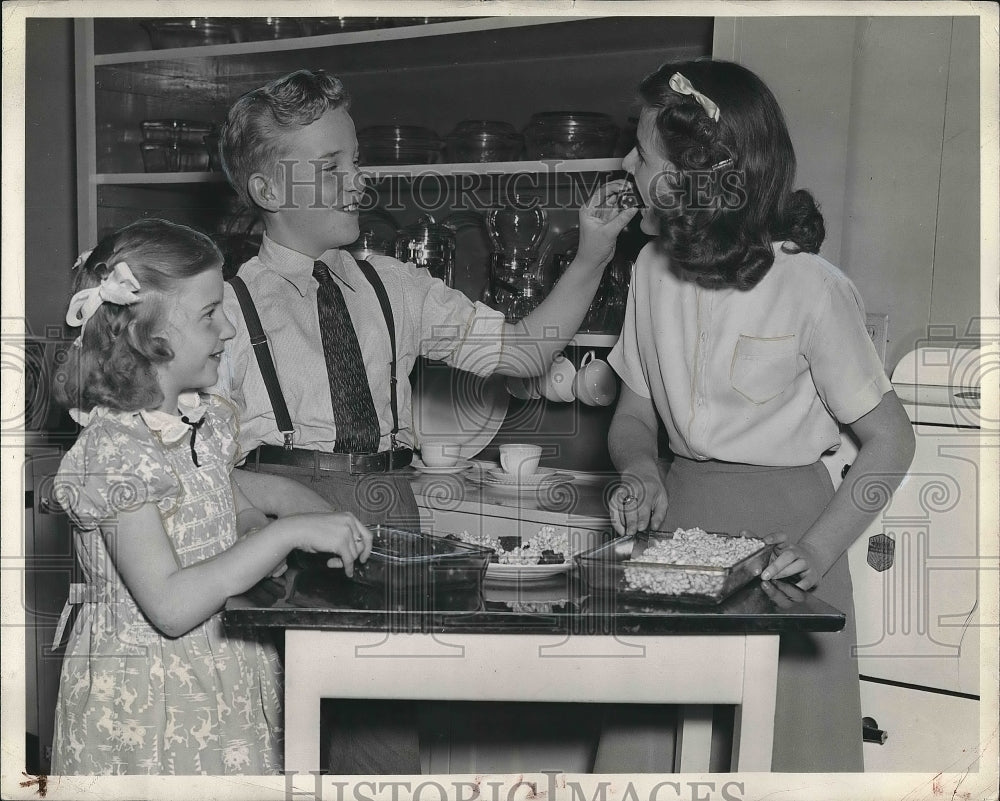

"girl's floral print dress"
[51, 393, 283, 775]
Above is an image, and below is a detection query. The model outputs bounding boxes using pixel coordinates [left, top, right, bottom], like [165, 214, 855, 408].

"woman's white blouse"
[608, 240, 892, 466]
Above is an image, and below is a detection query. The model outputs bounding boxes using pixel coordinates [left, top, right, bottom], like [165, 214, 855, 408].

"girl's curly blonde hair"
[53, 218, 223, 414]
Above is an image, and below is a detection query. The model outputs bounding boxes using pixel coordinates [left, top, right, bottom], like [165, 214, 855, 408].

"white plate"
[410, 458, 473, 475]
[411, 359, 509, 460]
[485, 466, 573, 485]
[486, 562, 573, 582]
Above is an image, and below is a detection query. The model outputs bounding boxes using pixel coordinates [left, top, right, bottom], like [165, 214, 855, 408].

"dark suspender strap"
[354, 259, 400, 444]
[228, 276, 295, 449]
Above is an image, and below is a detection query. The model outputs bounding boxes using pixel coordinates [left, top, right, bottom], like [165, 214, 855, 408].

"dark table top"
[223, 567, 845, 636]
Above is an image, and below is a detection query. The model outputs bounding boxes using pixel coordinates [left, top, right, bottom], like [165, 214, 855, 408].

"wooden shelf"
[92, 17, 711, 110]
[95, 172, 226, 185]
[94, 17, 582, 65]
[569, 334, 619, 348]
[94, 159, 624, 185]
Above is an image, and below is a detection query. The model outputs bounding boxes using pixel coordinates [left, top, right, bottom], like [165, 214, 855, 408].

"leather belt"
[254, 445, 413, 475]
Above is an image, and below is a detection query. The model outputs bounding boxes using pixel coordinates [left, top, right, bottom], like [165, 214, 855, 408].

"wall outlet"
[866, 313, 889, 367]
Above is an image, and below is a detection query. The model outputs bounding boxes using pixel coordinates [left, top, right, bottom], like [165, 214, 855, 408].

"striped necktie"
[313, 261, 380, 453]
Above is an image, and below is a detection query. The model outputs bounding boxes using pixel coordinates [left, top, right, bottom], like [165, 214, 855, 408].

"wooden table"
[224, 569, 845, 774]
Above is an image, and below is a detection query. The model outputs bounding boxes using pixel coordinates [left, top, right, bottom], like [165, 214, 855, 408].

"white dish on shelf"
[410, 457, 473, 475]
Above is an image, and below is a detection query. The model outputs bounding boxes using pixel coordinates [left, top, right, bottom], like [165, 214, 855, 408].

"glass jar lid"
[395, 215, 456, 252]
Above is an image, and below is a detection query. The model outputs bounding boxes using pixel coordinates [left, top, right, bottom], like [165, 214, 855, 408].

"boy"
[214, 69, 635, 774]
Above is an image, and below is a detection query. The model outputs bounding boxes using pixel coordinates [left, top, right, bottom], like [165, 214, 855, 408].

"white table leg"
[284, 630, 323, 774]
[676, 705, 714, 772]
[731, 634, 779, 771]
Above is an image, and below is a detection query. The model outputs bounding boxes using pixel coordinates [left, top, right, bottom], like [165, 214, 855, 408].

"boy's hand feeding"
[576, 178, 639, 269]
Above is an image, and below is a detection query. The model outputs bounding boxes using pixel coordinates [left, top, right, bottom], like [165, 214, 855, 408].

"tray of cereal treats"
[447, 526, 608, 582]
[574, 527, 772, 605]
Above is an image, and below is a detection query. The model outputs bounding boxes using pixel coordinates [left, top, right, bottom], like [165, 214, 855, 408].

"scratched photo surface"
[2, 1, 997, 801]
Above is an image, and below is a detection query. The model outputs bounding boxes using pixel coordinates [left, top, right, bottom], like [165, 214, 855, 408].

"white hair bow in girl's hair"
[668, 72, 721, 122]
[65, 261, 141, 343]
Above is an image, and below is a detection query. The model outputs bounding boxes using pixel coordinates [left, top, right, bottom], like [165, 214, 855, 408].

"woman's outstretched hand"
[608, 469, 669, 537]
[761, 531, 826, 591]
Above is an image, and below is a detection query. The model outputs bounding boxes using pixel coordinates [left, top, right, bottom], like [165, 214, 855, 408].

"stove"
[820, 343, 992, 771]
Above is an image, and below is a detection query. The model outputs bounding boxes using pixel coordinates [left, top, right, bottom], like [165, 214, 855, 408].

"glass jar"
[141, 18, 231, 49]
[486, 196, 548, 261]
[347, 229, 392, 262]
[395, 215, 456, 286]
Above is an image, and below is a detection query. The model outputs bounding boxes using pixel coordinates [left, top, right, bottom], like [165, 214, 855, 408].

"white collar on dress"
[70, 391, 207, 445]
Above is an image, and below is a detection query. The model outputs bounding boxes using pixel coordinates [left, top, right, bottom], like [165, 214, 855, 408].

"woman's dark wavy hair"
[638, 59, 825, 289]
[52, 219, 223, 414]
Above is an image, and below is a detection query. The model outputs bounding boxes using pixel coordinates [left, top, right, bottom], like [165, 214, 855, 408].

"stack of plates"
[410, 457, 473, 476]
[469, 466, 574, 491]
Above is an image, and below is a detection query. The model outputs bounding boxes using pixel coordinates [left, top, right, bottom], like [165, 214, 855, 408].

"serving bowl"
[523, 112, 619, 160]
[446, 120, 523, 163]
[358, 125, 442, 165]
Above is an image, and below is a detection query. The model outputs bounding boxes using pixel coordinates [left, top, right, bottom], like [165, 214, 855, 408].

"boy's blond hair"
[220, 69, 351, 209]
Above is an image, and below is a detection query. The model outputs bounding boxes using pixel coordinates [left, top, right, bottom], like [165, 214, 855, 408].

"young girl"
[50, 218, 372, 775]
[600, 61, 915, 772]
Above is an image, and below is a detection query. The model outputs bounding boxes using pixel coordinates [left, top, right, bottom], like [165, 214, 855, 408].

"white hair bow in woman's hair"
[668, 72, 721, 122]
[65, 261, 141, 343]
[72, 248, 94, 271]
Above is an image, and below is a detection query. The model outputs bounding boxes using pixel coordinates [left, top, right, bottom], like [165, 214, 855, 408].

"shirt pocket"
[729, 334, 799, 404]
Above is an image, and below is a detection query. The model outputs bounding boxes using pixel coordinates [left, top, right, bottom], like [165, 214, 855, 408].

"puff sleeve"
[204, 393, 243, 471]
[54, 417, 181, 530]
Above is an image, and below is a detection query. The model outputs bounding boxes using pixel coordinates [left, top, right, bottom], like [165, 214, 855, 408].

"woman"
[598, 59, 915, 772]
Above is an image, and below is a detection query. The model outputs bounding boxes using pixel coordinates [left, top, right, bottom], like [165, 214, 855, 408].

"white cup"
[541, 352, 577, 403]
[421, 440, 462, 467]
[573, 350, 619, 406]
[499, 444, 542, 477]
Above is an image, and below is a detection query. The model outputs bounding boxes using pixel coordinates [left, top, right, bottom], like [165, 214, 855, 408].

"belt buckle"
[348, 451, 387, 475]
[348, 452, 364, 475]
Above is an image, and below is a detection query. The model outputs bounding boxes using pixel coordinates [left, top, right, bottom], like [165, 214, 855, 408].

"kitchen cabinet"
[75, 15, 714, 347]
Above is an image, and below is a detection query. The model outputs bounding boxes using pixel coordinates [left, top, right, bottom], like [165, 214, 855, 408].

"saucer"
[411, 458, 473, 475]
[485, 466, 569, 485]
